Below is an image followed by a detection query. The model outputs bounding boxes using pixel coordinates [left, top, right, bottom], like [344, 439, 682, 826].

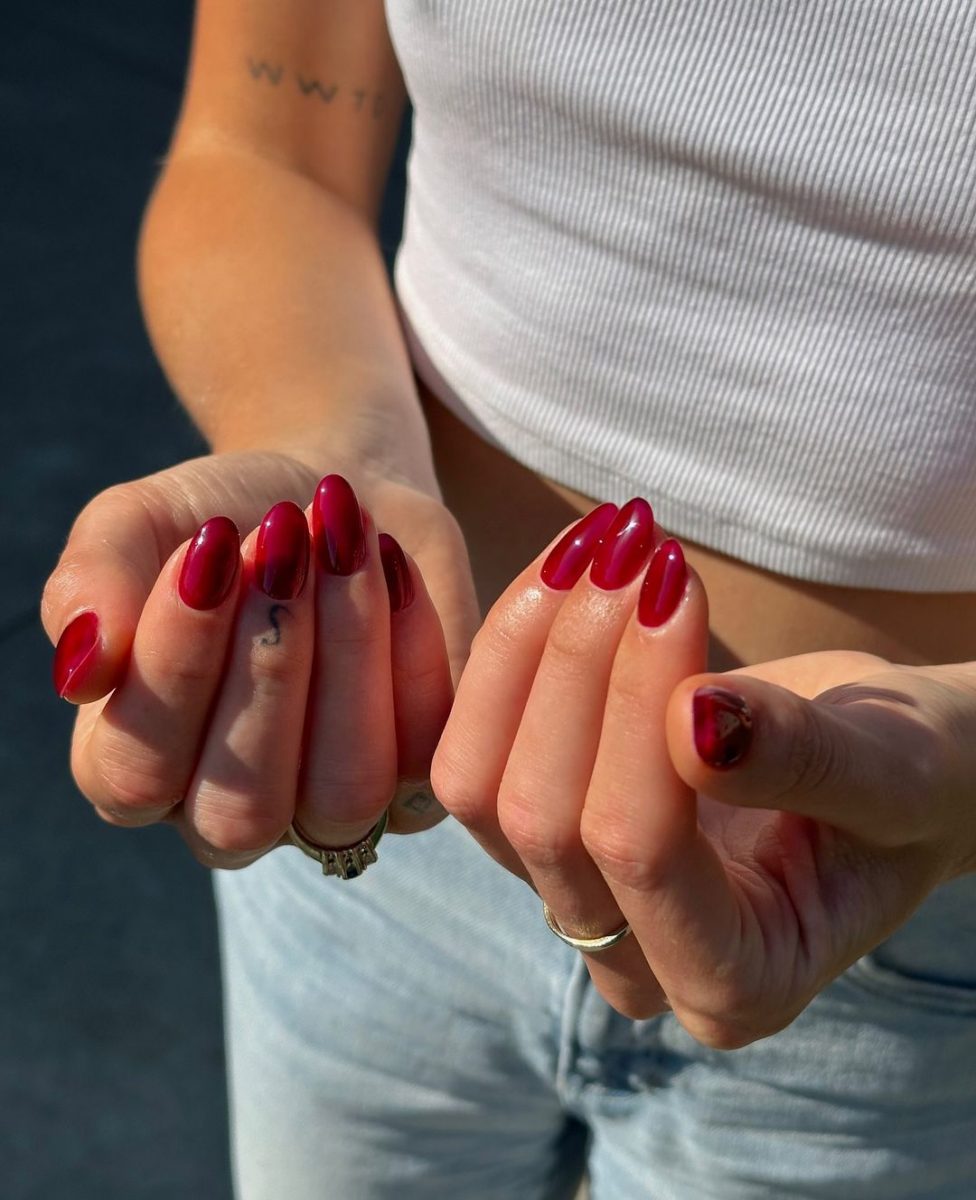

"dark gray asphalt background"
[3, 7, 408, 1197]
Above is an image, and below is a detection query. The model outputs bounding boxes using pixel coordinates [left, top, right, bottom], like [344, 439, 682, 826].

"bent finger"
[76, 517, 242, 824]
[183, 502, 314, 856]
[378, 534, 455, 834]
[432, 502, 619, 875]
[295, 475, 397, 848]
[582, 542, 738, 1025]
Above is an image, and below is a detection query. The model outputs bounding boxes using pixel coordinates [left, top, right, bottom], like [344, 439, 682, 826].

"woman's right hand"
[41, 449, 481, 868]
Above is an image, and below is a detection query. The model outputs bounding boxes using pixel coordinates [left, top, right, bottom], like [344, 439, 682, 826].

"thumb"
[665, 670, 942, 849]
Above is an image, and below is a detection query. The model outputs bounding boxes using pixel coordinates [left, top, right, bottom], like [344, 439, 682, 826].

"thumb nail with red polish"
[693, 686, 753, 769]
[53, 611, 100, 699]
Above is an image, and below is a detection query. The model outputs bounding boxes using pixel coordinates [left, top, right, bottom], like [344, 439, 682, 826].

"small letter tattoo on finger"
[259, 605, 287, 646]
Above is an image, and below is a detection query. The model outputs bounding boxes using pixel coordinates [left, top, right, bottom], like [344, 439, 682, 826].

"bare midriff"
[419, 382, 976, 672]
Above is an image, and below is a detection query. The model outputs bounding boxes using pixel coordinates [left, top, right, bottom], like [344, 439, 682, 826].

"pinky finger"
[379, 534, 455, 834]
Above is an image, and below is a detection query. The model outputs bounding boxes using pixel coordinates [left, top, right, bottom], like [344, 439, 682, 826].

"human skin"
[41, 0, 482, 860]
[424, 381, 976, 1044]
[42, 0, 976, 1043]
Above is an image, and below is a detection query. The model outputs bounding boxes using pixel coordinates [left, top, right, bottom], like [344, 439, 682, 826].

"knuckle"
[544, 613, 606, 677]
[580, 816, 667, 892]
[674, 979, 794, 1050]
[474, 605, 527, 660]
[782, 702, 849, 801]
[496, 789, 576, 869]
[683, 1014, 760, 1051]
[93, 804, 150, 829]
[140, 645, 218, 692]
[299, 765, 395, 827]
[474, 584, 549, 661]
[182, 835, 266, 872]
[604, 663, 650, 713]
[612, 993, 672, 1022]
[246, 637, 309, 695]
[316, 598, 385, 652]
[191, 793, 287, 855]
[86, 750, 179, 818]
[430, 745, 490, 828]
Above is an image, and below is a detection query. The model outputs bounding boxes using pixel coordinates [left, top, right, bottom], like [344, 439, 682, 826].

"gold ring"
[288, 809, 389, 879]
[542, 901, 631, 952]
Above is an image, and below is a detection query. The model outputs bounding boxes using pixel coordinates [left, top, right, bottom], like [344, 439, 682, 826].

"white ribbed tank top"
[386, 2, 976, 590]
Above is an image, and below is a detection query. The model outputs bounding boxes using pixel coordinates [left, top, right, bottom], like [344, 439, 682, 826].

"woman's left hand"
[431, 501, 976, 1047]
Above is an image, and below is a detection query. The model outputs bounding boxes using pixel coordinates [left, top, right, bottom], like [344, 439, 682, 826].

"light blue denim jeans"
[214, 817, 976, 1199]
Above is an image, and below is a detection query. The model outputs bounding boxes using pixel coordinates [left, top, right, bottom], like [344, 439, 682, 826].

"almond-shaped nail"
[638, 538, 687, 627]
[52, 610, 100, 699]
[178, 516, 241, 610]
[589, 497, 655, 590]
[693, 686, 753, 769]
[313, 474, 367, 575]
[540, 502, 618, 590]
[378, 533, 415, 612]
[255, 501, 310, 600]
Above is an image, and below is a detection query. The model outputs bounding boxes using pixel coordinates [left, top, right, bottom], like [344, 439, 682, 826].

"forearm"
[137, 142, 437, 491]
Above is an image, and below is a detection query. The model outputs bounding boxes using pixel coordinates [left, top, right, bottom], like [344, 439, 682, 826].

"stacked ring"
[288, 809, 389, 879]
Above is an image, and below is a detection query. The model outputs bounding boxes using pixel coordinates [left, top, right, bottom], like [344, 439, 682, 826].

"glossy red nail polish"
[378, 533, 415, 612]
[52, 611, 100, 699]
[693, 686, 753, 769]
[255, 501, 310, 600]
[313, 474, 367, 575]
[178, 516, 241, 610]
[638, 538, 687, 627]
[541, 502, 619, 590]
[589, 497, 655, 590]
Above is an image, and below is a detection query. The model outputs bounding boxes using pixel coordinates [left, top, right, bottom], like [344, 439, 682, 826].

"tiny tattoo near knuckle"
[259, 604, 287, 646]
[404, 791, 434, 814]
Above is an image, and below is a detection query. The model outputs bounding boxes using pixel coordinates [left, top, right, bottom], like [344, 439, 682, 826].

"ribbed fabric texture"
[387, 1, 976, 590]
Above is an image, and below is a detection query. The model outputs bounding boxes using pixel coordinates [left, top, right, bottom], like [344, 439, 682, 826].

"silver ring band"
[288, 809, 389, 879]
[542, 901, 632, 952]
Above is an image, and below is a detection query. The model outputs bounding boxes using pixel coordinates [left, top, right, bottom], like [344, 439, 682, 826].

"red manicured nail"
[693, 686, 753, 769]
[378, 533, 415, 612]
[178, 516, 241, 610]
[590, 497, 655, 590]
[638, 538, 687, 627]
[313, 474, 366, 575]
[540, 503, 619, 590]
[255, 501, 310, 600]
[52, 611, 100, 699]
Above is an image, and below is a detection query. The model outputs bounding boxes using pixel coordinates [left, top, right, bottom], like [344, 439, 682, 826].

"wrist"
[208, 393, 442, 501]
